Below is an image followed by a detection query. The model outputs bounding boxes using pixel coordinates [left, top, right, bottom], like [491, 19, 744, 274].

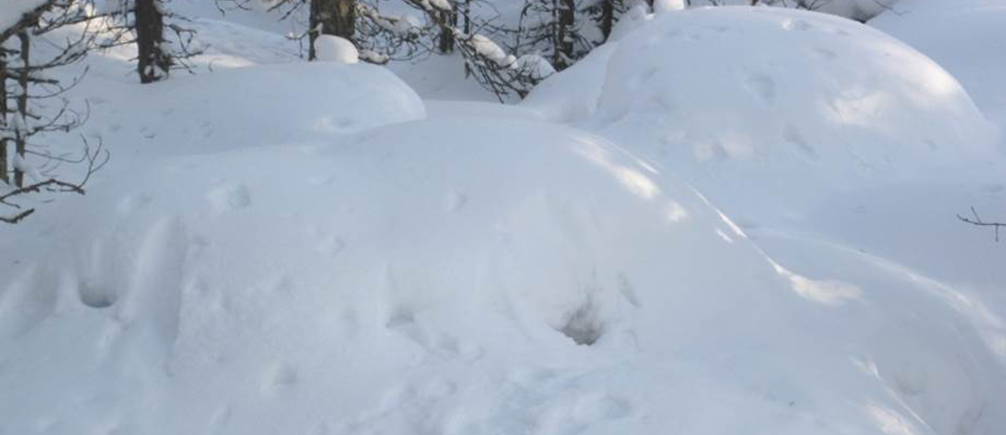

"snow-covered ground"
[1, 2, 1004, 435]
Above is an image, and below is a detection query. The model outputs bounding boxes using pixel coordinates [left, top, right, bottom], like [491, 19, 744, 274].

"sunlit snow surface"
[1, 3, 1004, 435]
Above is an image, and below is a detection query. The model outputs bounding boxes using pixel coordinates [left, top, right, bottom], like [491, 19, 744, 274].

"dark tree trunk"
[463, 0, 471, 76]
[14, 32, 29, 187]
[553, 0, 576, 70]
[0, 51, 8, 185]
[309, 0, 356, 61]
[599, 0, 614, 42]
[438, 9, 457, 54]
[135, 0, 171, 83]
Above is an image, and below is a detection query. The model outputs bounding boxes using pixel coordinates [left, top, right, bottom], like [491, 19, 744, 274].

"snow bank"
[2, 117, 1004, 435]
[872, 0, 1006, 127]
[2, 5, 1005, 435]
[522, 44, 617, 123]
[685, 0, 900, 21]
[77, 61, 424, 156]
[527, 7, 998, 220]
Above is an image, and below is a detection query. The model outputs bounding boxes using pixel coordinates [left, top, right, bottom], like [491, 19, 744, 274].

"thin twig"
[957, 206, 1005, 242]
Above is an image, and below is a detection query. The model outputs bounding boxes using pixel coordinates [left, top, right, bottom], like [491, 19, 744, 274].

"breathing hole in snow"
[78, 281, 117, 309]
[557, 297, 605, 346]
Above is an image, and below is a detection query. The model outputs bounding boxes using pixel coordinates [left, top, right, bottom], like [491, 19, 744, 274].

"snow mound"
[684, 0, 901, 22]
[872, 0, 1006, 127]
[315, 35, 360, 64]
[529, 7, 998, 219]
[2, 117, 1004, 434]
[79, 62, 424, 156]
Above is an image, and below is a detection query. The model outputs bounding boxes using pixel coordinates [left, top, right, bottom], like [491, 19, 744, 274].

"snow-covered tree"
[515, 0, 595, 71]
[1, 0, 108, 223]
[399, 0, 554, 100]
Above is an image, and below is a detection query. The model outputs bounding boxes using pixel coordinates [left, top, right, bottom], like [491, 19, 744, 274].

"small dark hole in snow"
[558, 302, 604, 346]
[385, 311, 415, 329]
[79, 283, 116, 309]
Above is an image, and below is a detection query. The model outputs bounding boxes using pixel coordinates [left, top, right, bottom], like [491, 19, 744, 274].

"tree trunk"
[0, 51, 8, 185]
[438, 9, 457, 54]
[135, 0, 171, 83]
[14, 32, 29, 187]
[463, 0, 471, 76]
[309, 0, 356, 61]
[599, 0, 614, 42]
[553, 0, 576, 70]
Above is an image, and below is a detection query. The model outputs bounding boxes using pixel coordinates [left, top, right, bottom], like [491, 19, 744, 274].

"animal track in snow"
[386, 309, 431, 350]
[207, 183, 252, 213]
[782, 123, 818, 160]
[617, 272, 641, 308]
[558, 296, 605, 346]
[78, 279, 116, 309]
[444, 190, 468, 212]
[317, 236, 346, 257]
[263, 362, 299, 393]
[813, 47, 837, 60]
[745, 73, 776, 104]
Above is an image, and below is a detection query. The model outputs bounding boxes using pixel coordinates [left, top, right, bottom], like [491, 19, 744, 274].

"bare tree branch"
[957, 206, 1005, 242]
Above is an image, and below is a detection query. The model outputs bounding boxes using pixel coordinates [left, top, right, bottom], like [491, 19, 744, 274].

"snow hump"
[120, 62, 425, 154]
[2, 116, 1005, 435]
[527, 7, 997, 214]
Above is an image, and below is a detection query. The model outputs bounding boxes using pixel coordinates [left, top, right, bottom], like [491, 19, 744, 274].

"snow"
[5, 115, 1004, 435]
[426, 0, 453, 12]
[872, 0, 1006, 131]
[653, 0, 686, 14]
[0, 0, 47, 32]
[686, 0, 901, 21]
[2, 3, 1005, 435]
[314, 35, 359, 64]
[513, 53, 556, 80]
[76, 62, 424, 156]
[526, 7, 999, 221]
[470, 34, 511, 66]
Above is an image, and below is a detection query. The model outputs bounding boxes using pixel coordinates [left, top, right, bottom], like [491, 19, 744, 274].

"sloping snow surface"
[1, 4, 1004, 435]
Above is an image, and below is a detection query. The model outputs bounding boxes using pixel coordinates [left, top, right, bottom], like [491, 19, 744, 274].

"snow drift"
[77, 61, 425, 157]
[872, 0, 1006, 127]
[2, 4, 1005, 435]
[689, 0, 901, 22]
[2, 117, 1004, 435]
[526, 7, 998, 221]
